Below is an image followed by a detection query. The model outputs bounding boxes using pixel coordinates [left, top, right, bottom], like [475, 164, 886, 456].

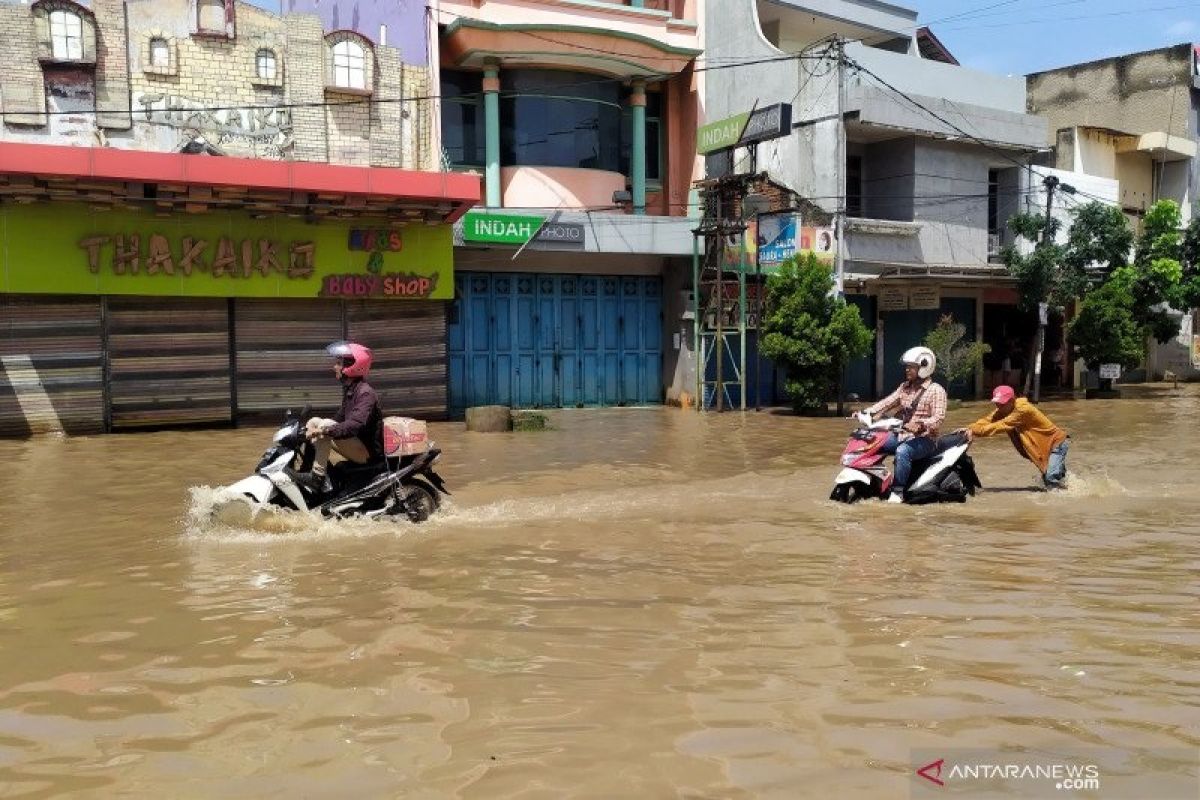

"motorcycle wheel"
[830, 483, 865, 504]
[393, 479, 439, 523]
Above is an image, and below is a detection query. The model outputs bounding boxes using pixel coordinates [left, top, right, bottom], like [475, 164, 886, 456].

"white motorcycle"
[830, 411, 981, 504]
[216, 406, 449, 522]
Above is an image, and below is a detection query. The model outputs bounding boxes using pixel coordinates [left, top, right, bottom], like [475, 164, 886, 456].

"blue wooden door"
[449, 272, 661, 410]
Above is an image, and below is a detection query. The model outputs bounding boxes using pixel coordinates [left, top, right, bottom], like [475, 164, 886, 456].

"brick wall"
[402, 64, 433, 171]
[0, 6, 48, 127]
[129, 1, 291, 157]
[2, 0, 434, 171]
[283, 13, 327, 163]
[93, 0, 131, 129]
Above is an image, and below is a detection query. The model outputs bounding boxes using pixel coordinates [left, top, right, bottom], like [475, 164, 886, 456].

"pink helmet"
[326, 341, 373, 379]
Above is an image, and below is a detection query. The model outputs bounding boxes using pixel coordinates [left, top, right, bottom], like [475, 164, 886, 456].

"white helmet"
[901, 346, 937, 380]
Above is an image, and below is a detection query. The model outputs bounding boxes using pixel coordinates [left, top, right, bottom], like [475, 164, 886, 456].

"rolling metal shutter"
[0, 295, 104, 437]
[234, 299, 344, 423]
[345, 300, 448, 419]
[105, 297, 233, 429]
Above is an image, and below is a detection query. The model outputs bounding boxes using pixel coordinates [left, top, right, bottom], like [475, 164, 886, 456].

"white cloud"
[1165, 19, 1196, 38]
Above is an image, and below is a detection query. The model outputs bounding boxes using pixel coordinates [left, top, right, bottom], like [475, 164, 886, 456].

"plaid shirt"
[866, 379, 948, 439]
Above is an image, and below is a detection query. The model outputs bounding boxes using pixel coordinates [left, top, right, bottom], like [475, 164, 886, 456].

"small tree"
[1127, 200, 1185, 344]
[1068, 270, 1144, 380]
[1003, 200, 1136, 395]
[760, 253, 873, 414]
[1177, 214, 1200, 310]
[924, 314, 990, 388]
[1002, 211, 1069, 395]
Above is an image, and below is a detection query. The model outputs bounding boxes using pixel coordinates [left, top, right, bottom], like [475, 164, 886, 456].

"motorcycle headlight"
[841, 454, 857, 466]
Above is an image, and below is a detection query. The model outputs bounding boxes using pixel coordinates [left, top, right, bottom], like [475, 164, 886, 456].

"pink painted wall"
[501, 166, 625, 210]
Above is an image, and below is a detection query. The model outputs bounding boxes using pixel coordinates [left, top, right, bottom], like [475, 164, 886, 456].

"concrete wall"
[702, 0, 806, 196]
[1192, 86, 1200, 221]
[846, 41, 1027, 113]
[768, 0, 916, 39]
[500, 167, 626, 210]
[1074, 128, 1119, 178]
[859, 136, 914, 221]
[1027, 44, 1194, 143]
[845, 84, 1047, 150]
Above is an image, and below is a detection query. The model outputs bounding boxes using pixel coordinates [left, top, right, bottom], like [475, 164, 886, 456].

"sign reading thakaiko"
[0, 203, 454, 300]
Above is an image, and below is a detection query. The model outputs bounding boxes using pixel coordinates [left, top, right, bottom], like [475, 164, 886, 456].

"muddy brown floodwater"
[0, 387, 1198, 798]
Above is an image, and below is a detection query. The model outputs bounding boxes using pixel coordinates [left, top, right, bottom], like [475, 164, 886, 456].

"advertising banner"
[0, 203, 453, 300]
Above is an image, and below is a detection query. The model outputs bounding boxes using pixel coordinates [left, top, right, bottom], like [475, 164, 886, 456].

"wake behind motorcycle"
[214, 406, 449, 523]
[830, 412, 981, 504]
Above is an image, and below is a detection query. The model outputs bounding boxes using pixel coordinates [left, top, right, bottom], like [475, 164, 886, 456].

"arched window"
[149, 37, 170, 68]
[332, 40, 366, 90]
[49, 9, 84, 60]
[256, 48, 277, 81]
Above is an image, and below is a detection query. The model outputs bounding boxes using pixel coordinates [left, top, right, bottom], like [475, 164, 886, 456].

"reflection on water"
[1, 386, 1198, 797]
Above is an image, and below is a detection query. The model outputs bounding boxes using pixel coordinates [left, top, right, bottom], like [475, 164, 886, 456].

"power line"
[938, 3, 1198, 31]
[3, 45, 823, 120]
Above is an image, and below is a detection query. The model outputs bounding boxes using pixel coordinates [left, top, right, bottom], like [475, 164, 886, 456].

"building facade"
[0, 0, 477, 437]
[700, 0, 1051, 402]
[1027, 43, 1200, 382]
[433, 0, 706, 411]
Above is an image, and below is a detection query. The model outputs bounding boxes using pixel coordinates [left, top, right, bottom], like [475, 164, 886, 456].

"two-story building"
[0, 0, 477, 437]
[433, 0, 705, 411]
[701, 0, 1049, 402]
[1027, 43, 1200, 382]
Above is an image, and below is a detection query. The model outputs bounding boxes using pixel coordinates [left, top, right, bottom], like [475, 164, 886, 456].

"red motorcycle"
[830, 412, 981, 504]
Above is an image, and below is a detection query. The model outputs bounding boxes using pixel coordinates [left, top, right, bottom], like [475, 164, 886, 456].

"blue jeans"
[880, 433, 939, 491]
[1044, 438, 1069, 488]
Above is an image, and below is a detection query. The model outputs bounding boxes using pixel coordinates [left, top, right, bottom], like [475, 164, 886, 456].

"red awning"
[0, 141, 480, 223]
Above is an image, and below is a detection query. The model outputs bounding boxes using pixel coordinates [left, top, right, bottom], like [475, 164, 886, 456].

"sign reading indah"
[463, 212, 546, 244]
[697, 104, 792, 154]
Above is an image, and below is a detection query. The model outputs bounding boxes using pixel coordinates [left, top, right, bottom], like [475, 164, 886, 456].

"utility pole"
[1028, 175, 1058, 402]
[1030, 174, 1074, 403]
[834, 37, 847, 298]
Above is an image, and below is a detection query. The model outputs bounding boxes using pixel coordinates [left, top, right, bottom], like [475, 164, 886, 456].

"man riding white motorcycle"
[857, 346, 948, 504]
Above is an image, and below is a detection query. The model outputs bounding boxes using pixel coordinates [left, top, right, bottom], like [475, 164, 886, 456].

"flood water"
[1, 387, 1198, 798]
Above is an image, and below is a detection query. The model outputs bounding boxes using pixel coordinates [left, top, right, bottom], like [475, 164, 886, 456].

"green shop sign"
[462, 211, 546, 244]
[697, 113, 750, 155]
[0, 204, 453, 300]
[697, 104, 793, 155]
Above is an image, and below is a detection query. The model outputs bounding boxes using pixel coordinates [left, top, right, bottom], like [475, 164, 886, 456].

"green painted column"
[483, 62, 501, 208]
[630, 79, 647, 216]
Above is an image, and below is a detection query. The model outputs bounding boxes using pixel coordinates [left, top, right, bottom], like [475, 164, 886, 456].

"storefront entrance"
[448, 272, 663, 410]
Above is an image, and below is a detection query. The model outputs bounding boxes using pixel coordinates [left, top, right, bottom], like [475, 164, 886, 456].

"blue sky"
[243, 0, 1199, 76]
[896, 0, 1199, 75]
